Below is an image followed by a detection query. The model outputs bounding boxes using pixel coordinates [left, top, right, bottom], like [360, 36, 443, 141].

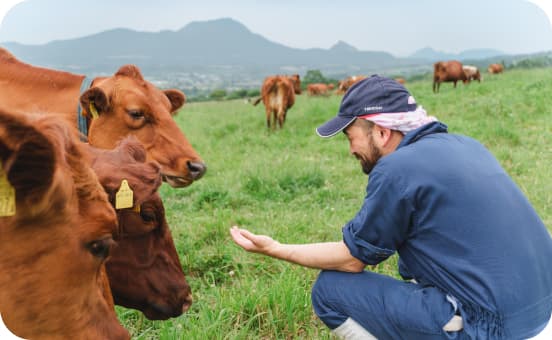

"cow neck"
[77, 77, 94, 141]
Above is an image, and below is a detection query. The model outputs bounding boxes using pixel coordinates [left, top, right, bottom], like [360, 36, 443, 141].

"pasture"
[118, 67, 552, 339]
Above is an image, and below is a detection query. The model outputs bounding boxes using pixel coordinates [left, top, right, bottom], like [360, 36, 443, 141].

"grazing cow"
[395, 77, 406, 85]
[433, 60, 467, 93]
[89, 137, 193, 320]
[337, 75, 366, 94]
[462, 65, 482, 83]
[307, 83, 331, 96]
[488, 63, 504, 74]
[0, 47, 206, 188]
[254, 74, 301, 129]
[0, 109, 129, 339]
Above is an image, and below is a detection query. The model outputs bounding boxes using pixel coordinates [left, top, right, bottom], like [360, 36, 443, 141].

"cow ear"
[80, 87, 110, 119]
[164, 89, 186, 115]
[0, 114, 57, 211]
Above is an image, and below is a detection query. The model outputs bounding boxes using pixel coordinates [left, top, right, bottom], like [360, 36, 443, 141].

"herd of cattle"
[255, 60, 504, 129]
[0, 45, 505, 338]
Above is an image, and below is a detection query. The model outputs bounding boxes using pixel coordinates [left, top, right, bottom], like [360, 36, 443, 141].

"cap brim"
[316, 116, 356, 138]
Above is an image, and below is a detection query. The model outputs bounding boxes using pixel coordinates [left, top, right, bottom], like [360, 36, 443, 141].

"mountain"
[410, 47, 505, 62]
[1, 18, 407, 73]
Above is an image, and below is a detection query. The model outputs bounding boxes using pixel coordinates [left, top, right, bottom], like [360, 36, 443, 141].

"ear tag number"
[89, 101, 99, 119]
[0, 163, 15, 216]
[115, 179, 133, 210]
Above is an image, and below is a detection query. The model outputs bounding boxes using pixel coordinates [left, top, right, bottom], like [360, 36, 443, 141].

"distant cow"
[307, 83, 331, 96]
[462, 65, 481, 83]
[0, 109, 129, 339]
[488, 63, 504, 74]
[90, 137, 193, 320]
[337, 75, 366, 94]
[433, 60, 467, 93]
[395, 77, 406, 85]
[254, 74, 301, 129]
[0, 47, 206, 188]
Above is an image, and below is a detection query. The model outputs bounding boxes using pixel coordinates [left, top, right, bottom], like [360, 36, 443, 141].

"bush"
[209, 89, 227, 100]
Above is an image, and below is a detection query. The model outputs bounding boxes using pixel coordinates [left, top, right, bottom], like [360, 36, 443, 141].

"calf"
[0, 109, 129, 339]
[90, 137, 193, 320]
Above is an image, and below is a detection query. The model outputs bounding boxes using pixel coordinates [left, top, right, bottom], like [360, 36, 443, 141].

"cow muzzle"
[162, 161, 207, 188]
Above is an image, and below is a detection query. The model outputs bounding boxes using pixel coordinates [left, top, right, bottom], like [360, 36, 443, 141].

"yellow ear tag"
[89, 101, 99, 119]
[0, 163, 15, 217]
[115, 179, 133, 210]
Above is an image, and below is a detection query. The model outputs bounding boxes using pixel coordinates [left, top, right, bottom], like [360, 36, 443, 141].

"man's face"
[344, 119, 383, 175]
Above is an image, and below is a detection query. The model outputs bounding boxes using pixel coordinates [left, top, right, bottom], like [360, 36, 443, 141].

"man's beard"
[359, 134, 383, 175]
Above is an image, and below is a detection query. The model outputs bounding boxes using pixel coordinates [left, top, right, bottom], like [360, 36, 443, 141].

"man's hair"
[358, 118, 375, 131]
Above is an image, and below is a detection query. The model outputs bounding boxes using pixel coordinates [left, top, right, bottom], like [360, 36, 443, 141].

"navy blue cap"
[316, 75, 417, 137]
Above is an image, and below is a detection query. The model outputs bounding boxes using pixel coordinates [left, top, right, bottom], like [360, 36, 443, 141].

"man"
[230, 75, 552, 339]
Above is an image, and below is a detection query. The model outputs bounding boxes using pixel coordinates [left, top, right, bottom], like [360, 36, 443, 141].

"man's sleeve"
[342, 170, 414, 265]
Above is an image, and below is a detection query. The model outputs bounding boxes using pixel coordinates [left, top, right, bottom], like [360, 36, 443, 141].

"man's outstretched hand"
[230, 226, 279, 255]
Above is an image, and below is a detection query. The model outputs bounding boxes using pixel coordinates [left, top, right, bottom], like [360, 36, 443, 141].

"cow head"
[0, 110, 129, 339]
[90, 137, 192, 320]
[80, 65, 207, 188]
[288, 74, 302, 94]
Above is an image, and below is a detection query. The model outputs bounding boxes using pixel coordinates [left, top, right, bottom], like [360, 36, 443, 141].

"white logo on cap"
[408, 96, 416, 104]
[363, 106, 383, 112]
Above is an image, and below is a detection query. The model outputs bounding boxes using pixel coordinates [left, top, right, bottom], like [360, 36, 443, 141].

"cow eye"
[140, 210, 156, 223]
[127, 110, 145, 120]
[87, 238, 113, 259]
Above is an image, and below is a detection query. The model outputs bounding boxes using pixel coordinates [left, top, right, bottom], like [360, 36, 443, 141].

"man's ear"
[372, 124, 393, 146]
[80, 87, 110, 119]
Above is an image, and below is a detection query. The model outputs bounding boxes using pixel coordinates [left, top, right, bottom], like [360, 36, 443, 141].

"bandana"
[358, 106, 438, 134]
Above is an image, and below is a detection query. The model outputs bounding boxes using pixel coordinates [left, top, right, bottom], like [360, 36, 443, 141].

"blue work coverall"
[312, 122, 552, 339]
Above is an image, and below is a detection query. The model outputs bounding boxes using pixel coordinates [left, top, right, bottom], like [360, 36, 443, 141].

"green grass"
[118, 67, 552, 339]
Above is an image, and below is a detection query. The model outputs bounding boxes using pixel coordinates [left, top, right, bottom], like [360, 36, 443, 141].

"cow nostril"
[187, 161, 207, 180]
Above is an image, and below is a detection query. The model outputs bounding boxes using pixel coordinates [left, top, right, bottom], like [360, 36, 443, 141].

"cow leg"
[265, 107, 271, 129]
[453, 81, 457, 88]
[278, 110, 285, 129]
[272, 110, 278, 130]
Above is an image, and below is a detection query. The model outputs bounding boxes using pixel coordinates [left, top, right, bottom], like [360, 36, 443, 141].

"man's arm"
[230, 226, 366, 273]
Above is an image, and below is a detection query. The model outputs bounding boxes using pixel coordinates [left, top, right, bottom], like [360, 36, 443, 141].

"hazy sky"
[1, 0, 551, 57]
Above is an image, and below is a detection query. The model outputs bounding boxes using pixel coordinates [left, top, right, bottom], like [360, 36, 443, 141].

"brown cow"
[307, 83, 331, 96]
[89, 137, 192, 320]
[462, 65, 482, 83]
[433, 60, 467, 93]
[0, 47, 206, 188]
[254, 74, 301, 129]
[0, 110, 129, 339]
[395, 77, 406, 85]
[337, 75, 366, 94]
[488, 63, 504, 74]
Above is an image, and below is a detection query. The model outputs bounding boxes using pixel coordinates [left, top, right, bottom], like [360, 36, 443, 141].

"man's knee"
[311, 270, 348, 329]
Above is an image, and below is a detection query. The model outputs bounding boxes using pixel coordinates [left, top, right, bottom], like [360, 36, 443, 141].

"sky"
[0, 0, 551, 57]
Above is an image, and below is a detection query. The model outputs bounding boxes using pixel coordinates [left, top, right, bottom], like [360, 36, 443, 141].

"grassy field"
[118, 67, 552, 339]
